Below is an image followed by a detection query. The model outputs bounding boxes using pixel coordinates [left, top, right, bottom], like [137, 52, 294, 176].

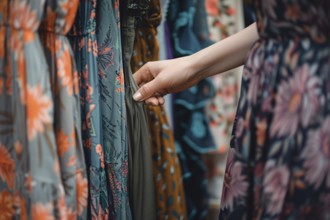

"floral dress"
[69, 0, 132, 219]
[39, 0, 88, 218]
[219, 0, 330, 219]
[0, 0, 87, 219]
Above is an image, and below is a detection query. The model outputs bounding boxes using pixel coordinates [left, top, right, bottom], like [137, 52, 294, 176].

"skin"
[133, 23, 259, 105]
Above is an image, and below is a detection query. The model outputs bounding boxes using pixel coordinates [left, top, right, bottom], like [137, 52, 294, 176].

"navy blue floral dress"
[219, 0, 330, 219]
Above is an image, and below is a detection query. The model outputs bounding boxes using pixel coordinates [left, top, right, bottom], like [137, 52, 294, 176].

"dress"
[69, 0, 132, 219]
[219, 0, 330, 219]
[130, 0, 188, 219]
[0, 0, 87, 219]
[120, 1, 157, 219]
[39, 0, 88, 218]
[167, 0, 216, 219]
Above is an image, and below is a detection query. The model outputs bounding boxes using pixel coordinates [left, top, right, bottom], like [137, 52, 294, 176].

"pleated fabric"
[120, 1, 157, 219]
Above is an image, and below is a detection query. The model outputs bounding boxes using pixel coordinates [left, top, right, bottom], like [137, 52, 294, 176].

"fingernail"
[133, 92, 142, 101]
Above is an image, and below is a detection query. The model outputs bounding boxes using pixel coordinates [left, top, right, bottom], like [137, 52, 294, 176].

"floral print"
[0, 145, 15, 190]
[203, 0, 244, 208]
[26, 85, 53, 140]
[39, 0, 88, 218]
[302, 117, 330, 189]
[0, 0, 87, 219]
[271, 64, 320, 137]
[219, 0, 330, 219]
[0, 190, 15, 220]
[220, 149, 248, 211]
[69, 0, 132, 219]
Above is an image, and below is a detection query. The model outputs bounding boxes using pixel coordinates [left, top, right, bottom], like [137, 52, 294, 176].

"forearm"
[189, 23, 259, 80]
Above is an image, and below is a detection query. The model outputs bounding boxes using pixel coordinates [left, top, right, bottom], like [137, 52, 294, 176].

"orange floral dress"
[0, 0, 87, 219]
[39, 0, 88, 218]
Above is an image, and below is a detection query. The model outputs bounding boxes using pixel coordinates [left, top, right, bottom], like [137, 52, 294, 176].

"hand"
[133, 56, 201, 105]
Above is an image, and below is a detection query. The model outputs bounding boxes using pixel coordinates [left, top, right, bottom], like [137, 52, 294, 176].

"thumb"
[133, 80, 159, 101]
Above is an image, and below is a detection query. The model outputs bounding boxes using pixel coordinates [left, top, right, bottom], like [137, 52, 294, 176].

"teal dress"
[69, 0, 132, 219]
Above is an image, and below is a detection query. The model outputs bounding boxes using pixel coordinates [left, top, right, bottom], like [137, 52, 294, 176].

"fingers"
[133, 79, 160, 102]
[145, 96, 165, 106]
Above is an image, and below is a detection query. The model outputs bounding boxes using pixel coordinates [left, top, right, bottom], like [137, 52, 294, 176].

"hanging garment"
[167, 0, 216, 219]
[219, 1, 330, 219]
[120, 2, 157, 220]
[130, 0, 188, 219]
[157, 0, 170, 61]
[0, 0, 87, 219]
[38, 0, 88, 218]
[69, 0, 132, 219]
[203, 0, 244, 206]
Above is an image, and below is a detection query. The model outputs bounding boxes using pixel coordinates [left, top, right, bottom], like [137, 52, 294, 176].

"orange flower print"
[17, 52, 27, 103]
[57, 44, 74, 95]
[57, 195, 67, 220]
[57, 130, 71, 156]
[0, 144, 15, 189]
[76, 173, 88, 216]
[0, 190, 14, 220]
[95, 144, 105, 169]
[88, 37, 98, 57]
[73, 70, 79, 95]
[9, 0, 39, 31]
[25, 173, 33, 193]
[26, 85, 53, 140]
[0, 77, 3, 95]
[60, 0, 79, 34]
[32, 203, 55, 220]
[66, 208, 76, 220]
[14, 195, 27, 220]
[14, 140, 23, 155]
[23, 32, 35, 43]
[67, 154, 77, 167]
[0, 27, 5, 58]
[116, 69, 124, 93]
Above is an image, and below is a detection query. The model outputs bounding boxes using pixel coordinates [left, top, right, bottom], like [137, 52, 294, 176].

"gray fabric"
[120, 7, 157, 220]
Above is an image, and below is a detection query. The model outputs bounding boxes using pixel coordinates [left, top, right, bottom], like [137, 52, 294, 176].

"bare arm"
[191, 22, 258, 80]
[133, 23, 259, 105]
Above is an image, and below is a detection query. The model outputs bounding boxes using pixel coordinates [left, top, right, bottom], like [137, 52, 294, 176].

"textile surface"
[0, 0, 87, 218]
[120, 2, 157, 219]
[130, 0, 188, 219]
[69, 0, 132, 219]
[39, 0, 88, 218]
[167, 0, 216, 219]
[219, 1, 330, 219]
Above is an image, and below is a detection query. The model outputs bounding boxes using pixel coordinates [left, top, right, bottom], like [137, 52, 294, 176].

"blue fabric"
[168, 0, 216, 219]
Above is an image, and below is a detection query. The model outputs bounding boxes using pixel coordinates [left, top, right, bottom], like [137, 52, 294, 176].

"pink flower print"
[263, 161, 290, 215]
[226, 7, 236, 16]
[220, 149, 248, 210]
[301, 117, 330, 189]
[121, 160, 128, 177]
[234, 117, 244, 138]
[271, 65, 320, 137]
[205, 0, 219, 16]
